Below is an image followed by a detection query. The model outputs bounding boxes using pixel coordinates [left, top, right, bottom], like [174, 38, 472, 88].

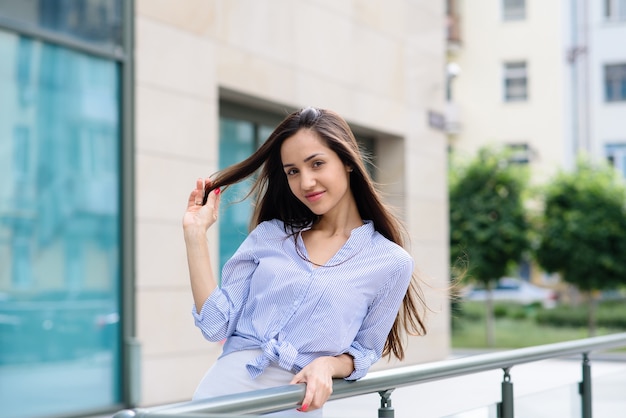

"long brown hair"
[203, 107, 427, 359]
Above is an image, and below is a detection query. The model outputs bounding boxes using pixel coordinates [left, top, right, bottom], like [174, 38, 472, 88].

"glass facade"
[0, 1, 124, 416]
[0, 0, 123, 51]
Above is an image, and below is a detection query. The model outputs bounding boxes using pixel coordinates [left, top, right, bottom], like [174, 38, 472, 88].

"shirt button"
[293, 301, 299, 306]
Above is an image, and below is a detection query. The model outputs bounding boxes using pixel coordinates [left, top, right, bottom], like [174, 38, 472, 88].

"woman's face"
[280, 129, 353, 217]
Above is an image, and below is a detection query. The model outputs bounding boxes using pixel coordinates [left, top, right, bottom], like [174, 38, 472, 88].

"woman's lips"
[305, 191, 325, 202]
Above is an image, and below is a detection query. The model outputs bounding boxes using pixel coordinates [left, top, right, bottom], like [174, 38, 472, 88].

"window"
[0, 29, 122, 417]
[506, 143, 531, 164]
[0, 0, 123, 50]
[503, 0, 526, 20]
[606, 143, 626, 178]
[605, 0, 626, 21]
[605, 64, 626, 102]
[218, 115, 277, 272]
[504, 61, 528, 102]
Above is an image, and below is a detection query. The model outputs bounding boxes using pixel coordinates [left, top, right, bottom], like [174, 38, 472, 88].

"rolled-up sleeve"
[192, 232, 259, 341]
[344, 257, 413, 380]
[193, 288, 236, 341]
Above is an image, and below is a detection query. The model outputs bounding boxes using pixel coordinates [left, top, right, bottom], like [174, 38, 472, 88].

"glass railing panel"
[514, 383, 579, 418]
[444, 369, 626, 418]
[443, 404, 497, 417]
[594, 368, 626, 416]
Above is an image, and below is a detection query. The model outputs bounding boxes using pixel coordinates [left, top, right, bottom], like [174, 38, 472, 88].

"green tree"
[535, 157, 626, 336]
[450, 146, 530, 347]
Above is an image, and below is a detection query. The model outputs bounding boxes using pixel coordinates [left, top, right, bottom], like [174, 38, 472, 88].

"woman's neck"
[312, 208, 363, 237]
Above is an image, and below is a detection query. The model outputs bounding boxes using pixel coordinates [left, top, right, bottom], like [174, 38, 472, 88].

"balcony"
[446, 0, 462, 53]
[447, 13, 462, 50]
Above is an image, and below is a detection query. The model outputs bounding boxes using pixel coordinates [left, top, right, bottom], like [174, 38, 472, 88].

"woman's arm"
[183, 178, 221, 312]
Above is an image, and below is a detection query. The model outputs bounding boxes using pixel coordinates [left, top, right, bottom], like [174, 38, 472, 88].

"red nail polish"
[214, 188, 221, 195]
[300, 404, 308, 412]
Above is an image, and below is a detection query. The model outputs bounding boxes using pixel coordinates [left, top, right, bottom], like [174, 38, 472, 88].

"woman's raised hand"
[183, 178, 221, 236]
[183, 178, 221, 311]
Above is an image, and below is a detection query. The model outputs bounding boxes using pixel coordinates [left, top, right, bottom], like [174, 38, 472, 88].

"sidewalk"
[323, 353, 626, 418]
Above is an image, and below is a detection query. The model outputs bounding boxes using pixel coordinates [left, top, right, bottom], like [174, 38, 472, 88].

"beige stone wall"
[135, 0, 449, 406]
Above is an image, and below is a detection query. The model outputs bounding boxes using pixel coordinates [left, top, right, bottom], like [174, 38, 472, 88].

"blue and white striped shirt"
[192, 219, 414, 380]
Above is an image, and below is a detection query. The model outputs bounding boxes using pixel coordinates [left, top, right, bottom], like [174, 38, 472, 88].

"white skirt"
[193, 349, 323, 417]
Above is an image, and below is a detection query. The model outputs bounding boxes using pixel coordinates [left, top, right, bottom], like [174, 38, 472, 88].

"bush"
[535, 301, 626, 329]
[457, 300, 626, 329]
[493, 304, 508, 318]
[535, 306, 588, 328]
[455, 301, 533, 322]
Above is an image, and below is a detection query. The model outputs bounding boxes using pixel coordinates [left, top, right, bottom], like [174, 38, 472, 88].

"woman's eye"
[312, 161, 324, 168]
[286, 168, 298, 176]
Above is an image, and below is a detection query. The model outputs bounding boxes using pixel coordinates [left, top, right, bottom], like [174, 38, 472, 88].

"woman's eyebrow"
[282, 153, 325, 168]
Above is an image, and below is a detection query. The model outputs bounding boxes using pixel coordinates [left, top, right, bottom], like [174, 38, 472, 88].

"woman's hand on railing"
[290, 357, 334, 412]
[290, 354, 354, 412]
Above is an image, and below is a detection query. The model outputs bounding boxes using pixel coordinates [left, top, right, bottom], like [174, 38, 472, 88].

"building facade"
[0, 1, 450, 416]
[447, 0, 626, 180]
[589, 0, 626, 174]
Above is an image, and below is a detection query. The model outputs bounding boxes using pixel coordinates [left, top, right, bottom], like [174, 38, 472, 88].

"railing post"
[579, 352, 592, 418]
[497, 367, 514, 418]
[378, 389, 395, 418]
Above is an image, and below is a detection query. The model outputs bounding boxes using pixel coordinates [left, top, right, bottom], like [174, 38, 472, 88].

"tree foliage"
[535, 157, 626, 292]
[449, 147, 531, 285]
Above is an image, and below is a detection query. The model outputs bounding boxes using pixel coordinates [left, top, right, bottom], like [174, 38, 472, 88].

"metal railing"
[113, 332, 626, 418]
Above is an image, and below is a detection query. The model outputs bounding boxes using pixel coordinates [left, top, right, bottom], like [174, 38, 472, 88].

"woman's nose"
[300, 170, 316, 189]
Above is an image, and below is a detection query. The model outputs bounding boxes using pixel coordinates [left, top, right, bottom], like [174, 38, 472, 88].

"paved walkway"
[324, 353, 626, 418]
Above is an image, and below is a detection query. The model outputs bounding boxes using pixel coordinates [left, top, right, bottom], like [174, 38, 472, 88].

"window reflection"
[0, 0, 123, 50]
[0, 29, 121, 417]
[218, 118, 259, 272]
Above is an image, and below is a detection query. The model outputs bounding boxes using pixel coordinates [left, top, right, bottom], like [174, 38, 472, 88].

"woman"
[182, 107, 427, 415]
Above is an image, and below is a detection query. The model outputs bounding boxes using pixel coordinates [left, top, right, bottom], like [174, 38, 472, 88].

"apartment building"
[446, 0, 626, 180]
[0, 1, 450, 417]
